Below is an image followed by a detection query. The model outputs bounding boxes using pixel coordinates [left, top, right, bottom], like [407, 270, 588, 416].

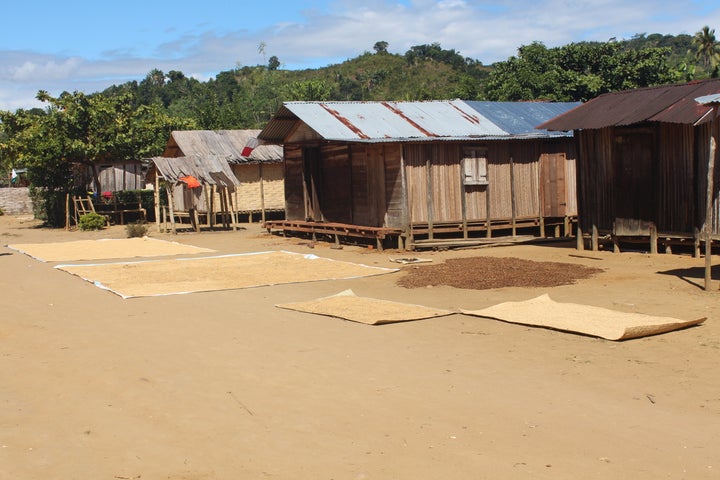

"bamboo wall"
[230, 163, 284, 213]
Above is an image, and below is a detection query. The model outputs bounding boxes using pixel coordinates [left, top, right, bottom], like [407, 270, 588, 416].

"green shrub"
[78, 212, 107, 231]
[125, 221, 149, 238]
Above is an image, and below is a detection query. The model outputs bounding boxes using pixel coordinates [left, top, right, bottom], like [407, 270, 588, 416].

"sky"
[1, 0, 719, 111]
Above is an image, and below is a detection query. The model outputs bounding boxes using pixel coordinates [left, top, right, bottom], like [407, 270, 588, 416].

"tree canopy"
[0, 90, 193, 224]
[483, 41, 681, 101]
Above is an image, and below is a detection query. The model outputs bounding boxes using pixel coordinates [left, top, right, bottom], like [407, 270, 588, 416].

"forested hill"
[97, 32, 712, 131]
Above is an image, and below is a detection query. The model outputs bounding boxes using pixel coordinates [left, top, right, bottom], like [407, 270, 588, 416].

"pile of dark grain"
[397, 256, 603, 290]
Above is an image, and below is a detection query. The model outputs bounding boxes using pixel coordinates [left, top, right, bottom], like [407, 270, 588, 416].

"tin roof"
[164, 129, 283, 164]
[465, 101, 581, 136]
[538, 78, 720, 131]
[258, 100, 577, 143]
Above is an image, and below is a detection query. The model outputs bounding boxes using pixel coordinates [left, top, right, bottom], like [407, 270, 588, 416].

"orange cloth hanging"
[179, 175, 201, 189]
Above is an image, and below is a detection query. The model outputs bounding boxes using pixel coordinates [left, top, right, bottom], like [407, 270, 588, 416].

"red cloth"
[179, 175, 201, 189]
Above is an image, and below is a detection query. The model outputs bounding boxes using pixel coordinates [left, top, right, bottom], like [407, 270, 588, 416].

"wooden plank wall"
[350, 144, 371, 225]
[696, 121, 720, 235]
[657, 123, 695, 233]
[283, 145, 305, 220]
[404, 145, 430, 222]
[319, 143, 353, 223]
[404, 140, 571, 224]
[577, 123, 720, 236]
[383, 144, 405, 228]
[577, 128, 615, 232]
[94, 163, 145, 192]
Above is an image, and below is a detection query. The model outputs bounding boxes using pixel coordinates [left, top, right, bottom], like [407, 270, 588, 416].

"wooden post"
[510, 156, 517, 236]
[705, 135, 716, 291]
[591, 224, 599, 251]
[154, 174, 161, 233]
[166, 183, 177, 234]
[650, 223, 658, 255]
[259, 163, 266, 224]
[485, 183, 492, 238]
[460, 158, 468, 239]
[576, 224, 584, 251]
[65, 193, 70, 230]
[426, 154, 434, 240]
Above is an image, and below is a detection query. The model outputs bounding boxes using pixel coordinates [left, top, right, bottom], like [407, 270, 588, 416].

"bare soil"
[1, 214, 719, 480]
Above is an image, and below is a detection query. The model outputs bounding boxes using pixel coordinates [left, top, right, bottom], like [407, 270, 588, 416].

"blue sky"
[1, 0, 719, 110]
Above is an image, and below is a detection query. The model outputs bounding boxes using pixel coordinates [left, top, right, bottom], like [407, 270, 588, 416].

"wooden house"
[538, 78, 720, 257]
[162, 129, 284, 221]
[258, 100, 580, 249]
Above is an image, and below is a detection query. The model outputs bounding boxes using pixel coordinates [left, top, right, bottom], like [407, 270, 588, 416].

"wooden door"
[613, 132, 654, 221]
[540, 152, 567, 217]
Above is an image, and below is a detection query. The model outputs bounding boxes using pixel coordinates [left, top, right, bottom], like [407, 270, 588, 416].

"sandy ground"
[1, 215, 718, 480]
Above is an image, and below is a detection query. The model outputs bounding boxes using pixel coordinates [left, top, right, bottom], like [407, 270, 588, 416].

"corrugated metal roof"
[150, 155, 241, 187]
[465, 101, 581, 136]
[696, 93, 720, 104]
[259, 100, 579, 143]
[538, 78, 720, 131]
[165, 129, 283, 163]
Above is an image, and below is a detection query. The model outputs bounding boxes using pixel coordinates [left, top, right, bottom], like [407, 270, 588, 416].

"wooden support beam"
[705, 135, 716, 291]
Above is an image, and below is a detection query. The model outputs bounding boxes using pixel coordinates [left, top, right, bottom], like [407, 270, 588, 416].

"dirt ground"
[1, 214, 718, 480]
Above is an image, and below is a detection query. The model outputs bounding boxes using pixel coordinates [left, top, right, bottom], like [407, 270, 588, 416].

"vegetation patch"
[78, 212, 107, 231]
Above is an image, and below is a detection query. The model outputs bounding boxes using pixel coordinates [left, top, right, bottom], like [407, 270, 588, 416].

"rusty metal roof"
[538, 78, 720, 131]
[259, 100, 575, 143]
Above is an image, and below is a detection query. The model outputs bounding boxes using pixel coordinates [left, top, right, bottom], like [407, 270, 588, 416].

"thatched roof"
[149, 155, 241, 188]
[163, 129, 283, 164]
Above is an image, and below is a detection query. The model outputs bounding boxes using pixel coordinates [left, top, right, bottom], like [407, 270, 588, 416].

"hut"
[258, 100, 580, 250]
[147, 155, 241, 233]
[538, 78, 720, 258]
[162, 129, 284, 221]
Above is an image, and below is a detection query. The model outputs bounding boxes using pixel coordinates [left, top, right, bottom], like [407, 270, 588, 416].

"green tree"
[268, 55, 281, 71]
[484, 41, 680, 101]
[693, 26, 720, 75]
[283, 79, 333, 101]
[0, 90, 194, 225]
[373, 41, 389, 54]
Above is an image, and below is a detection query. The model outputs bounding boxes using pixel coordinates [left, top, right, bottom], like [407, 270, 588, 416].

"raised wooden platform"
[264, 220, 403, 251]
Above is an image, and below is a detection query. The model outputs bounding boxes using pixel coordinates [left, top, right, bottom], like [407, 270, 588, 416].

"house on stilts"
[258, 99, 580, 250]
[150, 129, 284, 231]
[538, 78, 720, 259]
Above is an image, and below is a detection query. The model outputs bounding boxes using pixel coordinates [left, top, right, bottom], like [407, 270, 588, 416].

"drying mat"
[55, 251, 398, 298]
[276, 289, 454, 325]
[7, 237, 215, 262]
[461, 294, 705, 340]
